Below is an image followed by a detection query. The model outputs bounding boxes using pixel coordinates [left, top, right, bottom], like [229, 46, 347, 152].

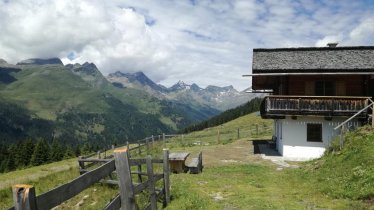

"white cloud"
[348, 17, 374, 45]
[0, 0, 374, 90]
[0, 1, 171, 76]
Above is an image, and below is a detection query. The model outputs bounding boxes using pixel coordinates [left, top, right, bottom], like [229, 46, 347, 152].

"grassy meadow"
[1, 113, 373, 209]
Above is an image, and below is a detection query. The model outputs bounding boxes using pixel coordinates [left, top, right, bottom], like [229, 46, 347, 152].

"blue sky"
[1, 0, 374, 90]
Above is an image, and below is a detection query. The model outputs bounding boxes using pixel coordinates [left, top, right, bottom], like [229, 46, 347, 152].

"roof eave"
[243, 71, 374, 77]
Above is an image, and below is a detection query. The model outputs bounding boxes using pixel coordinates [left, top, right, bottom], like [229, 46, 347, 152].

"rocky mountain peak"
[106, 70, 254, 111]
[205, 85, 237, 93]
[130, 72, 151, 84]
[107, 71, 166, 92]
[17, 58, 63, 66]
[66, 62, 99, 76]
[170, 80, 191, 91]
[108, 71, 125, 77]
[0, 58, 8, 65]
[190, 83, 202, 91]
[119, 71, 153, 84]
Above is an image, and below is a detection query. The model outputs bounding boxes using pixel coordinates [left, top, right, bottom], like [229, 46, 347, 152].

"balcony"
[261, 95, 371, 118]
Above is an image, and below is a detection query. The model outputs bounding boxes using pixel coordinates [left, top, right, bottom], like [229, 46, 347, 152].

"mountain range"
[0, 57, 259, 145]
[107, 71, 257, 111]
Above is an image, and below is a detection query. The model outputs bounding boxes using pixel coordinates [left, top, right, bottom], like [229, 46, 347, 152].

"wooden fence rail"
[80, 125, 270, 176]
[10, 149, 170, 210]
[81, 123, 270, 164]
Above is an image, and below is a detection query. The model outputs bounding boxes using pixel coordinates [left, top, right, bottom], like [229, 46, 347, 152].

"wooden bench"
[187, 152, 203, 174]
[169, 152, 190, 173]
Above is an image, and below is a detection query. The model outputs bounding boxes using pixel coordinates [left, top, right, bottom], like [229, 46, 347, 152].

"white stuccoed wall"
[274, 116, 360, 161]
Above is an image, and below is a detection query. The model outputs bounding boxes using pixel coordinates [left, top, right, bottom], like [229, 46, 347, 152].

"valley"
[0, 58, 256, 146]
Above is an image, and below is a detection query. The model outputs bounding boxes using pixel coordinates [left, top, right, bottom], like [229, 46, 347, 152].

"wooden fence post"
[162, 133, 166, 148]
[137, 164, 143, 184]
[138, 140, 141, 155]
[372, 103, 374, 128]
[12, 184, 37, 210]
[146, 156, 157, 210]
[137, 140, 143, 183]
[78, 156, 85, 175]
[340, 125, 345, 150]
[217, 129, 220, 144]
[126, 141, 130, 152]
[97, 150, 101, 159]
[114, 148, 136, 210]
[163, 149, 170, 206]
[146, 138, 149, 155]
[237, 128, 240, 139]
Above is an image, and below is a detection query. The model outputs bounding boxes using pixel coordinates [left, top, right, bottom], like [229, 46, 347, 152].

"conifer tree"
[14, 139, 35, 168]
[81, 143, 91, 155]
[31, 139, 50, 166]
[50, 139, 63, 161]
[23, 139, 35, 166]
[74, 145, 81, 157]
[6, 146, 16, 171]
[0, 143, 8, 172]
[64, 145, 75, 159]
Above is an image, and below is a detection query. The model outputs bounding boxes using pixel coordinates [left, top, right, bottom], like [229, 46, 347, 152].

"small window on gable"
[307, 124, 322, 142]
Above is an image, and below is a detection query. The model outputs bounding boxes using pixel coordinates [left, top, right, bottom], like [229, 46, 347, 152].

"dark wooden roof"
[252, 46, 374, 73]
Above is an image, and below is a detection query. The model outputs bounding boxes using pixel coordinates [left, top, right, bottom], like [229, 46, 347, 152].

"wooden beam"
[114, 148, 136, 210]
[372, 103, 374, 128]
[36, 160, 115, 209]
[146, 138, 149, 155]
[163, 133, 166, 148]
[146, 156, 157, 210]
[243, 72, 374, 77]
[163, 149, 170, 206]
[78, 158, 112, 162]
[103, 194, 121, 210]
[12, 185, 37, 210]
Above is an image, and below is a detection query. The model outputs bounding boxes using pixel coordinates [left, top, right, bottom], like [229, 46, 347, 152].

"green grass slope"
[0, 64, 219, 144]
[183, 97, 262, 133]
[167, 116, 373, 209]
[2, 65, 109, 119]
[1, 114, 373, 209]
[304, 126, 374, 201]
[176, 112, 272, 145]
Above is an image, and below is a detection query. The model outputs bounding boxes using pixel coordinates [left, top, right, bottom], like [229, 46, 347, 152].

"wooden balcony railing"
[261, 95, 371, 118]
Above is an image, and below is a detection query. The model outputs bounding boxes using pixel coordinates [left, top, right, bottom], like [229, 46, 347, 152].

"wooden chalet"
[248, 44, 374, 160]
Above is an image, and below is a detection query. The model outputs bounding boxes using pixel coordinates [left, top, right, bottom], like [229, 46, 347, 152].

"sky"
[1, 0, 374, 91]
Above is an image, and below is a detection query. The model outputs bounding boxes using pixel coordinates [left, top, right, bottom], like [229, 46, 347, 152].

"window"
[315, 81, 335, 96]
[307, 124, 322, 142]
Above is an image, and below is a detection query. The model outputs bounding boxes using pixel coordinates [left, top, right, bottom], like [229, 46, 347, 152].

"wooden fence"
[80, 124, 271, 164]
[77, 125, 271, 180]
[162, 124, 272, 146]
[79, 136, 159, 175]
[10, 149, 170, 210]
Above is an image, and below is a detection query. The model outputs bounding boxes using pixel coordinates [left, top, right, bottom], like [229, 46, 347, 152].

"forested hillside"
[182, 97, 262, 133]
[0, 60, 219, 147]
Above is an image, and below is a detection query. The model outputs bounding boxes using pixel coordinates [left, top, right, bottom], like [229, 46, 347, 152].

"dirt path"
[181, 138, 269, 167]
